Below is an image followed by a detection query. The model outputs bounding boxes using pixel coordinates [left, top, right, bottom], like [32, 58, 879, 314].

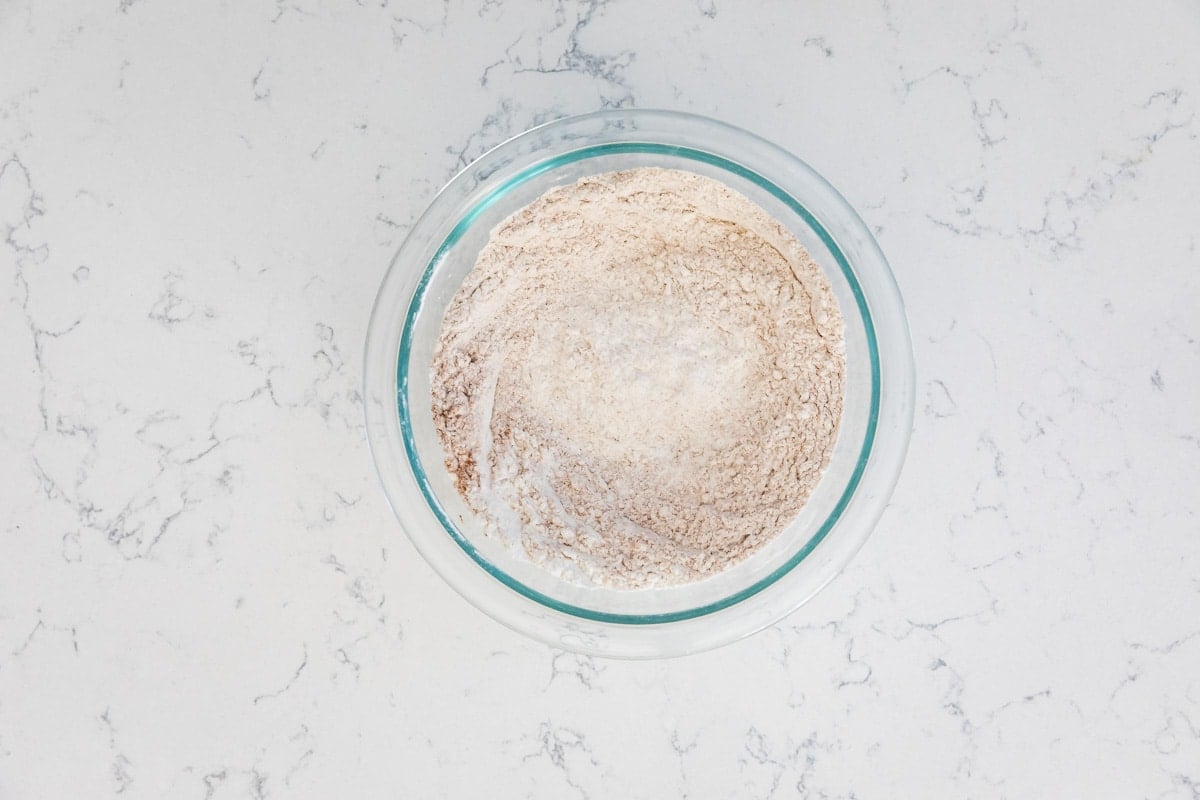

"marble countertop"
[2, 1, 1198, 797]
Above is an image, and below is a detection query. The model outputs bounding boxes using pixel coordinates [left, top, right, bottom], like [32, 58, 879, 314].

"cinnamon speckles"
[432, 168, 844, 588]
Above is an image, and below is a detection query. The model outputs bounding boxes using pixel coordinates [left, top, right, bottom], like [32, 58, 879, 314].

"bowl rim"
[396, 141, 880, 623]
[364, 108, 915, 656]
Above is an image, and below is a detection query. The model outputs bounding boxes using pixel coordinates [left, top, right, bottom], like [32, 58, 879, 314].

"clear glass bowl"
[364, 110, 914, 658]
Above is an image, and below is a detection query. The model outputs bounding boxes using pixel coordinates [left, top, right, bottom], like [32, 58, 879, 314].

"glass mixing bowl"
[364, 110, 914, 658]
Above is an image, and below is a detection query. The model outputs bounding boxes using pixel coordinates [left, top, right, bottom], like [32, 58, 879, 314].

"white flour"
[431, 167, 844, 588]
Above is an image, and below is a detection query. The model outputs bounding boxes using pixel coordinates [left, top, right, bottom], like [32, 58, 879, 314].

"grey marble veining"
[2, 1, 1199, 797]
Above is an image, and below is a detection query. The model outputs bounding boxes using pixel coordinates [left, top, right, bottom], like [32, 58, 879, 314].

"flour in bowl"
[431, 167, 844, 588]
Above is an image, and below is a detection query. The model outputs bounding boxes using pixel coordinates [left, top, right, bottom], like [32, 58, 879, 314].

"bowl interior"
[398, 144, 878, 622]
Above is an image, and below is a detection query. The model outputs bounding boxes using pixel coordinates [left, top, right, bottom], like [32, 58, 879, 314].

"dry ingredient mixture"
[431, 167, 844, 588]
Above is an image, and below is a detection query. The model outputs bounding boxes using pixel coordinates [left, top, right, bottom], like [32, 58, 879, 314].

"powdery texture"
[431, 167, 844, 588]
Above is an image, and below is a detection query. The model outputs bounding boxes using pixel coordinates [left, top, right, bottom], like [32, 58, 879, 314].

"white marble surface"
[2, 1, 1199, 796]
